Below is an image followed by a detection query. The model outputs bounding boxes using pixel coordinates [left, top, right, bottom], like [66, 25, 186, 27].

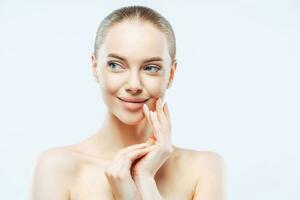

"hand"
[104, 143, 155, 200]
[131, 98, 174, 179]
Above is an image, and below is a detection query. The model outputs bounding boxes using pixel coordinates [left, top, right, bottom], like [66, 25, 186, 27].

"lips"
[117, 97, 150, 111]
[118, 97, 149, 103]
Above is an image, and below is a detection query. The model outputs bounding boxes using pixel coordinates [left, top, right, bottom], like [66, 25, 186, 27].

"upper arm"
[192, 152, 226, 200]
[31, 148, 75, 200]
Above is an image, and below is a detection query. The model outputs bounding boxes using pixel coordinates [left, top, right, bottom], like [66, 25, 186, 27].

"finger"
[115, 143, 148, 160]
[163, 102, 171, 128]
[151, 111, 161, 131]
[155, 98, 167, 126]
[150, 111, 162, 141]
[143, 104, 158, 142]
[142, 103, 150, 122]
[123, 143, 148, 152]
[143, 103, 154, 129]
[118, 146, 155, 172]
[113, 146, 152, 172]
[143, 104, 160, 144]
[147, 137, 156, 146]
[130, 145, 157, 169]
[125, 146, 154, 162]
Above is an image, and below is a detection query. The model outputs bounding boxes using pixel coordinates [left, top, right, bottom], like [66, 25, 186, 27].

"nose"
[125, 71, 143, 94]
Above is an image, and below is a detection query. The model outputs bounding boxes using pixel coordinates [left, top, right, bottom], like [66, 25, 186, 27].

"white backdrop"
[0, 0, 299, 199]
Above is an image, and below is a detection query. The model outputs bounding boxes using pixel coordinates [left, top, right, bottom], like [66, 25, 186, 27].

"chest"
[69, 162, 194, 200]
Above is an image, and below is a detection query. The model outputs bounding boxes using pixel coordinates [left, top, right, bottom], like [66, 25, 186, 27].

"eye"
[107, 61, 124, 72]
[144, 65, 161, 73]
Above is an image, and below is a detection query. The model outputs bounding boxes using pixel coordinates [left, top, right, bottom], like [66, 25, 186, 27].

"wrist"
[133, 176, 162, 200]
[133, 174, 155, 187]
[133, 172, 154, 181]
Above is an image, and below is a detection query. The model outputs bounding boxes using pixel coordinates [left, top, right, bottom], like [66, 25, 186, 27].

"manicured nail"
[143, 104, 148, 110]
[150, 111, 154, 117]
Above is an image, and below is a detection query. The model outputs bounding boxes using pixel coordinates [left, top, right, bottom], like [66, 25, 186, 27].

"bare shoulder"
[172, 145, 226, 200]
[31, 146, 79, 199]
[173, 145, 225, 169]
[35, 146, 79, 171]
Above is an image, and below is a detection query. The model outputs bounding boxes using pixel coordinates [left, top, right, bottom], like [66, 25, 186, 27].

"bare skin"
[32, 139, 224, 200]
[31, 20, 225, 200]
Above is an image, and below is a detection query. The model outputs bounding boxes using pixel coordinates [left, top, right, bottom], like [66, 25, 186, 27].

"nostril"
[126, 88, 142, 94]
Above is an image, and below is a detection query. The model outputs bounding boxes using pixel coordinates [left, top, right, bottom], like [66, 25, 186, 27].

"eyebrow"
[107, 53, 164, 63]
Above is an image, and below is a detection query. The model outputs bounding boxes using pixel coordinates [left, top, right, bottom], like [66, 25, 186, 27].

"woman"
[31, 5, 225, 200]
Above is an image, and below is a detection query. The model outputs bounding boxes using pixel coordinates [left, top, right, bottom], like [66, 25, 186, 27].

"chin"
[114, 109, 145, 125]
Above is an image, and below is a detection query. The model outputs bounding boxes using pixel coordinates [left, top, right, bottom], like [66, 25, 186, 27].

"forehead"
[99, 20, 169, 62]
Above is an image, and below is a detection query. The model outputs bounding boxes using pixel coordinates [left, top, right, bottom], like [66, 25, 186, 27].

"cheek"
[99, 69, 123, 93]
[143, 77, 168, 110]
[99, 72, 124, 107]
[146, 81, 165, 96]
[143, 74, 168, 95]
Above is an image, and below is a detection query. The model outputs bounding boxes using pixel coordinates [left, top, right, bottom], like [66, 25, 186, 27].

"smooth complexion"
[31, 19, 225, 200]
[93, 20, 174, 126]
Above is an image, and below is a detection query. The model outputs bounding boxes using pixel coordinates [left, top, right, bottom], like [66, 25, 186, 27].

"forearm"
[134, 176, 163, 200]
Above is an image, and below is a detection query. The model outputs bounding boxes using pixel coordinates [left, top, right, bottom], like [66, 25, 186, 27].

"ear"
[167, 60, 177, 89]
[91, 53, 99, 83]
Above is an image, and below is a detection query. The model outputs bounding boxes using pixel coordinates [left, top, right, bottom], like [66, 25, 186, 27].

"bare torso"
[64, 145, 198, 200]
[38, 133, 220, 200]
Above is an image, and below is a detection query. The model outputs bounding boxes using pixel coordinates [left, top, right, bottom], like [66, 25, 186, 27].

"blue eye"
[107, 62, 123, 71]
[144, 65, 161, 73]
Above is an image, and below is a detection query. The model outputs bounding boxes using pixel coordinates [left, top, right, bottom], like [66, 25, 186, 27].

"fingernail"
[143, 104, 148, 110]
[150, 111, 154, 117]
[161, 99, 166, 106]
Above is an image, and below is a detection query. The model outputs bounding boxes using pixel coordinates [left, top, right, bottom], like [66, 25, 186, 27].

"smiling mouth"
[117, 97, 150, 111]
[117, 97, 150, 103]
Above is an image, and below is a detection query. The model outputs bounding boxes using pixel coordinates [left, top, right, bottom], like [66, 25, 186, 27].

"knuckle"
[114, 172, 128, 180]
[104, 166, 113, 174]
[104, 170, 112, 177]
[123, 154, 132, 161]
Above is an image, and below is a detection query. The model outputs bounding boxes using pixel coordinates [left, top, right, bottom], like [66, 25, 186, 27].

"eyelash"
[107, 61, 161, 73]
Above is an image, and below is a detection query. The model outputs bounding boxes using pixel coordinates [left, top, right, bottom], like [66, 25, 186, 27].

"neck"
[96, 111, 153, 156]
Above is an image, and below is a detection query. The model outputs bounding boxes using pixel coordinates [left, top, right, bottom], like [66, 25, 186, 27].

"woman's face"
[92, 20, 177, 125]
